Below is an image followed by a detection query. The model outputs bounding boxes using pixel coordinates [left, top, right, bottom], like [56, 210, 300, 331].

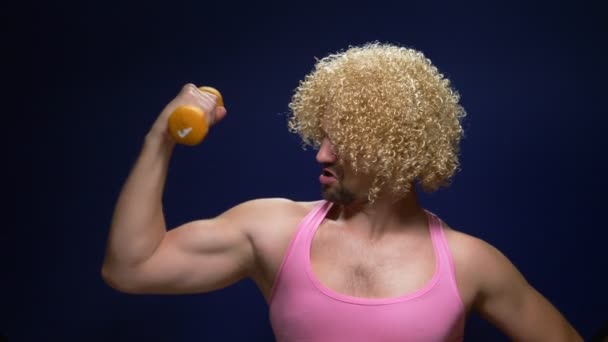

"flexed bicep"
[106, 201, 260, 295]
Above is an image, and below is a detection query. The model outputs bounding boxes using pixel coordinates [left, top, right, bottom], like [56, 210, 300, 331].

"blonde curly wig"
[288, 42, 466, 202]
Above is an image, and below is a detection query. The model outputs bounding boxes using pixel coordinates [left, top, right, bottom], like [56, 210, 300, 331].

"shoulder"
[223, 197, 320, 219]
[221, 197, 322, 234]
[441, 222, 516, 279]
[229, 198, 323, 274]
[442, 225, 501, 264]
[440, 221, 526, 305]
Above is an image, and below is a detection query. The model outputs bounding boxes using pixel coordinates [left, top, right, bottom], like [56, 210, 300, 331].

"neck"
[331, 186, 426, 238]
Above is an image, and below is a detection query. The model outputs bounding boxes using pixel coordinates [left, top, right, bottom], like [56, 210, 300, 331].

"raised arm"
[101, 83, 259, 294]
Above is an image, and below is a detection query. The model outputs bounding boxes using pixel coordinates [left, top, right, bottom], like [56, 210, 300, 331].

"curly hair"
[288, 42, 466, 202]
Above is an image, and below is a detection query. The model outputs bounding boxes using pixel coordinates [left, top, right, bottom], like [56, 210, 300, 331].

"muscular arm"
[470, 238, 582, 341]
[104, 197, 269, 294]
[101, 129, 284, 294]
[101, 84, 264, 294]
[101, 135, 175, 286]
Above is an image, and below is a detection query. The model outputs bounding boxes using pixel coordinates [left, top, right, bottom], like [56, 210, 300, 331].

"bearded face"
[316, 137, 374, 206]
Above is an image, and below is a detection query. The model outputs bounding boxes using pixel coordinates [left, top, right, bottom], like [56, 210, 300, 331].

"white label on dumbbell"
[177, 127, 192, 138]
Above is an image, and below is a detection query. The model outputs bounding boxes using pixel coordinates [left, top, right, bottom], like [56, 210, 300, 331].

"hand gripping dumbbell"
[168, 86, 224, 146]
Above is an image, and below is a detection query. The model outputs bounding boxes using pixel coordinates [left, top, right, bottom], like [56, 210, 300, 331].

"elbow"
[101, 264, 125, 292]
[101, 264, 142, 294]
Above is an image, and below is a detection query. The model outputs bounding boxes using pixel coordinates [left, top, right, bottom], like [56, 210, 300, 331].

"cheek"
[342, 172, 374, 190]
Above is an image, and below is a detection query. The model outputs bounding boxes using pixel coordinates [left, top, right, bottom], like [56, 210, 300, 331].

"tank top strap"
[425, 210, 460, 287]
[268, 200, 333, 304]
[307, 200, 333, 229]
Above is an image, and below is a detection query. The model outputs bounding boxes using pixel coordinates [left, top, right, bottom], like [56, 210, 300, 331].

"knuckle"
[181, 83, 196, 93]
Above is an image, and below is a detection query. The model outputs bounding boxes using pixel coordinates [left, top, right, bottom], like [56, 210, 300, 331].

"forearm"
[103, 134, 175, 274]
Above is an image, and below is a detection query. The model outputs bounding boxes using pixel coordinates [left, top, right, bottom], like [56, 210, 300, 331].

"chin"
[321, 186, 357, 206]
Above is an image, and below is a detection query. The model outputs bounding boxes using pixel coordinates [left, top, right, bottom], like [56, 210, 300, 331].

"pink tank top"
[269, 200, 465, 342]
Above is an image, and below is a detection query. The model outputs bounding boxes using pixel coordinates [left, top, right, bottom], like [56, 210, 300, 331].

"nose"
[316, 137, 337, 164]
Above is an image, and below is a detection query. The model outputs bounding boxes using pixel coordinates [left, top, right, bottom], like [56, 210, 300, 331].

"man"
[102, 43, 582, 341]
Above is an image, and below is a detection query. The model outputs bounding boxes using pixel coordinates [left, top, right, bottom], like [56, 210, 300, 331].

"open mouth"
[320, 168, 338, 185]
[323, 169, 337, 178]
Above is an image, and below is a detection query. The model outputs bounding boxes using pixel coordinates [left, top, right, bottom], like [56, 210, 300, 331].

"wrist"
[144, 131, 176, 152]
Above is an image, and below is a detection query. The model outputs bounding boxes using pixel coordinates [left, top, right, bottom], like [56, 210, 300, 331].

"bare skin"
[102, 85, 582, 341]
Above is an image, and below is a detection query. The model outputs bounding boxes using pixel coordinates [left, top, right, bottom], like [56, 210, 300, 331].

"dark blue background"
[6, 0, 607, 341]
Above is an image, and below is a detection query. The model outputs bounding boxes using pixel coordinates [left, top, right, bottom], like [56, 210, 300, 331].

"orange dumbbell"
[168, 86, 224, 146]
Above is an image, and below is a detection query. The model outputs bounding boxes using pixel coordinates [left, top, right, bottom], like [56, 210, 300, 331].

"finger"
[213, 106, 227, 124]
[180, 83, 197, 95]
[192, 87, 217, 103]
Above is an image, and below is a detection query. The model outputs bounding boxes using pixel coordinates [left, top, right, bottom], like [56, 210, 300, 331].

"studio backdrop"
[7, 1, 607, 341]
